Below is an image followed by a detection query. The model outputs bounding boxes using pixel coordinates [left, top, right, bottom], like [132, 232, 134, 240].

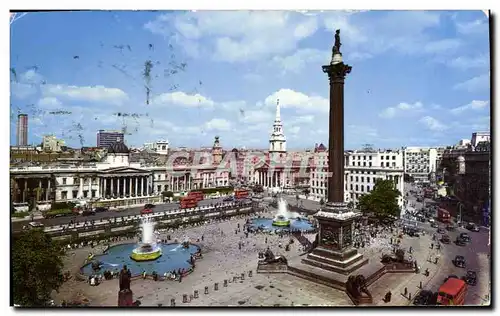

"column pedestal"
[118, 289, 134, 306]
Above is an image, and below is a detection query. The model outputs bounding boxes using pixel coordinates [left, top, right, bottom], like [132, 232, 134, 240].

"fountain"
[130, 217, 162, 262]
[272, 199, 291, 227]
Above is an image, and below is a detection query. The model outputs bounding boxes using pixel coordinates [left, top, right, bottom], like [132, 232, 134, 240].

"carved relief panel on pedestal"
[321, 224, 340, 250]
[341, 225, 353, 248]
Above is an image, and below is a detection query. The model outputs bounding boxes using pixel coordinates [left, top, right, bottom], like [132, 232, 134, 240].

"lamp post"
[457, 202, 463, 226]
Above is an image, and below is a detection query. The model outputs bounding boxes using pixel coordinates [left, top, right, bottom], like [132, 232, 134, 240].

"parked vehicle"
[28, 222, 44, 228]
[466, 222, 480, 232]
[453, 255, 466, 268]
[94, 206, 109, 213]
[462, 270, 477, 286]
[141, 208, 153, 215]
[413, 290, 434, 306]
[223, 196, 234, 202]
[459, 233, 471, 242]
[82, 209, 96, 216]
[440, 234, 451, 244]
[144, 204, 156, 209]
[455, 237, 466, 246]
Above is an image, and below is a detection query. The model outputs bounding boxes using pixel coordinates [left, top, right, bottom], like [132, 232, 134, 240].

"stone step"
[301, 256, 369, 275]
[306, 252, 366, 269]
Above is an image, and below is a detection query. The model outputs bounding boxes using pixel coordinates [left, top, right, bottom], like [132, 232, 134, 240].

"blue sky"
[10, 10, 490, 150]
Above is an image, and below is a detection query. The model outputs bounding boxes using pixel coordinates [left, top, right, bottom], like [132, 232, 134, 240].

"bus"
[187, 191, 204, 202]
[437, 278, 467, 305]
[180, 196, 198, 209]
[437, 208, 451, 223]
[234, 189, 249, 200]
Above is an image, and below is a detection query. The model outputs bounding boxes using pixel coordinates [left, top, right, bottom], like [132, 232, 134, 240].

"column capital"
[322, 62, 352, 83]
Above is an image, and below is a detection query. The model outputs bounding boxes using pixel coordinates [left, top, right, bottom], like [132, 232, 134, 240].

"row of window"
[60, 190, 97, 200]
[60, 177, 98, 185]
[350, 161, 398, 167]
[351, 155, 398, 161]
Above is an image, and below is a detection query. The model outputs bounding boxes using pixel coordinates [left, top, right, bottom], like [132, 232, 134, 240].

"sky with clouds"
[10, 10, 490, 150]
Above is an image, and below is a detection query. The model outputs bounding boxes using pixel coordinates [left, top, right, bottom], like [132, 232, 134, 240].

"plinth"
[118, 289, 134, 306]
[301, 202, 368, 274]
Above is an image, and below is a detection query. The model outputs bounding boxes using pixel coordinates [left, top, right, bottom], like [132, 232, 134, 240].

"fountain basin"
[130, 245, 162, 262]
[81, 243, 200, 276]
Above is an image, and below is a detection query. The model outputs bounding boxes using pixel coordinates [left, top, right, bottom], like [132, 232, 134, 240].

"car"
[459, 233, 471, 242]
[455, 237, 466, 246]
[466, 222, 480, 232]
[223, 196, 234, 202]
[430, 222, 438, 228]
[144, 203, 156, 209]
[82, 209, 96, 216]
[28, 221, 44, 228]
[453, 255, 466, 268]
[446, 224, 455, 231]
[413, 290, 434, 306]
[440, 235, 451, 244]
[444, 275, 459, 283]
[94, 206, 108, 213]
[428, 218, 435, 223]
[141, 208, 153, 215]
[462, 270, 477, 286]
[437, 227, 446, 234]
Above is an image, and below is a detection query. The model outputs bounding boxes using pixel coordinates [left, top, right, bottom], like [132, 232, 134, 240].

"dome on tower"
[108, 142, 130, 154]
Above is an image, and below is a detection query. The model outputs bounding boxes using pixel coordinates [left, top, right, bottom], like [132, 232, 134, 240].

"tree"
[12, 229, 64, 306]
[347, 201, 354, 209]
[319, 198, 325, 206]
[357, 179, 401, 220]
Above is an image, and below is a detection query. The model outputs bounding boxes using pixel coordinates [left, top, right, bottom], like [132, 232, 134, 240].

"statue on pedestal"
[333, 29, 342, 55]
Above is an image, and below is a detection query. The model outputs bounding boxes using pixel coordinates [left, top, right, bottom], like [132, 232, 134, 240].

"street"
[11, 197, 227, 231]
[403, 182, 491, 305]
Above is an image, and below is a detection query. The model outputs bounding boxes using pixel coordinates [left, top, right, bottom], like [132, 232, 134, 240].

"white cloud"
[288, 126, 301, 135]
[240, 110, 273, 124]
[419, 116, 448, 131]
[152, 91, 215, 108]
[204, 118, 231, 131]
[456, 18, 489, 35]
[37, 97, 62, 109]
[42, 84, 128, 104]
[11, 82, 37, 99]
[450, 100, 489, 115]
[453, 73, 490, 92]
[347, 124, 378, 137]
[264, 89, 328, 112]
[423, 38, 462, 54]
[20, 69, 43, 83]
[448, 54, 489, 70]
[146, 11, 320, 63]
[272, 49, 328, 74]
[292, 115, 315, 124]
[379, 101, 424, 118]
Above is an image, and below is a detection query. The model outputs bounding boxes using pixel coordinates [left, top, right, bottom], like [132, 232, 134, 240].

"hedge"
[12, 211, 29, 218]
[52, 202, 76, 210]
[199, 186, 234, 195]
[44, 208, 73, 216]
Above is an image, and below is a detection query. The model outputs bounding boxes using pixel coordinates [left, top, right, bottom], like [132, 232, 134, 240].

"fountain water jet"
[272, 198, 292, 227]
[130, 216, 162, 261]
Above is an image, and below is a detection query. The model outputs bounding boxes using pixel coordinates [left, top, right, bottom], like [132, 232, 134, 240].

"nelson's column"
[300, 29, 368, 274]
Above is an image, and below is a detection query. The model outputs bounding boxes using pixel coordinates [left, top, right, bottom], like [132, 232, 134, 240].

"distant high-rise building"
[16, 114, 28, 146]
[97, 130, 125, 148]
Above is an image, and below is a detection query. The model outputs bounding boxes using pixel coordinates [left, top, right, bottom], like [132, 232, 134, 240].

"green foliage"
[45, 208, 73, 216]
[320, 198, 325, 206]
[199, 186, 234, 195]
[12, 211, 29, 218]
[303, 188, 310, 196]
[52, 202, 76, 210]
[12, 229, 64, 306]
[357, 179, 401, 220]
[347, 201, 354, 209]
[162, 191, 174, 198]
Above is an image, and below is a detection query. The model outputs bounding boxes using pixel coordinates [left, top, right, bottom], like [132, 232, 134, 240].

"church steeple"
[269, 98, 286, 159]
[275, 98, 281, 121]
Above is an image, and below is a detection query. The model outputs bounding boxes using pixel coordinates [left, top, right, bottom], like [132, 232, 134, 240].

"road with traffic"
[11, 197, 227, 231]
[403, 182, 491, 305]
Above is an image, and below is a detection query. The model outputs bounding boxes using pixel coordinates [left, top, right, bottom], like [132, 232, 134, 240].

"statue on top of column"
[333, 29, 342, 55]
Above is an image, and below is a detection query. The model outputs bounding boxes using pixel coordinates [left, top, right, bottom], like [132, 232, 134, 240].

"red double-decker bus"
[437, 208, 451, 223]
[234, 189, 249, 200]
[437, 278, 467, 305]
[180, 196, 198, 209]
[187, 191, 204, 202]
